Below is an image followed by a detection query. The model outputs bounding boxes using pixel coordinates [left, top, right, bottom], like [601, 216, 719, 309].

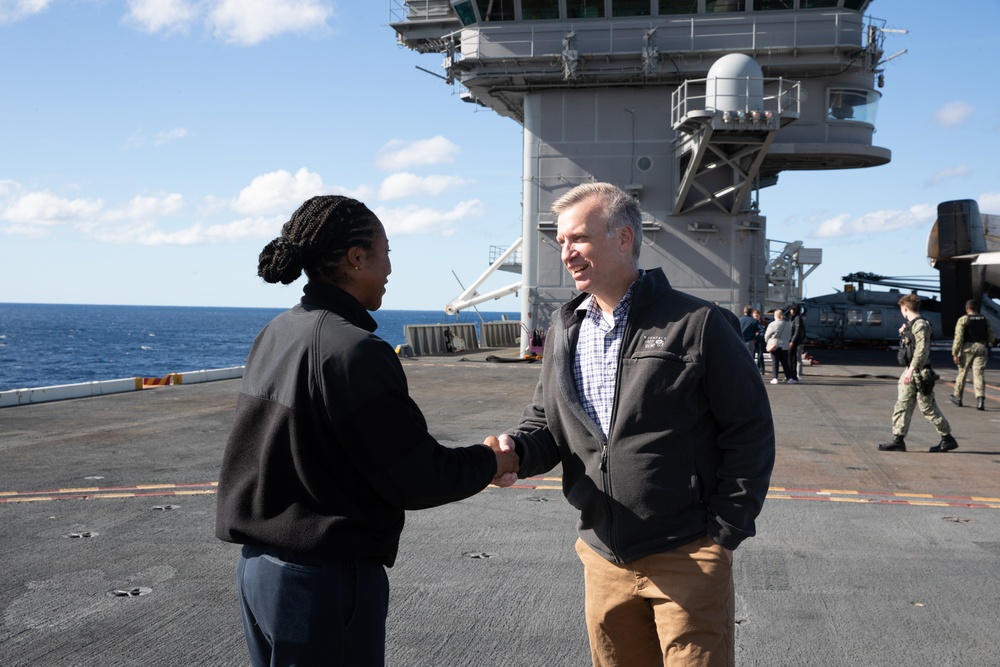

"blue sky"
[2, 0, 998, 312]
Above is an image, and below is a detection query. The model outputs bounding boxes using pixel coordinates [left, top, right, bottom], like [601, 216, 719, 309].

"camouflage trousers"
[954, 343, 989, 399]
[892, 369, 951, 438]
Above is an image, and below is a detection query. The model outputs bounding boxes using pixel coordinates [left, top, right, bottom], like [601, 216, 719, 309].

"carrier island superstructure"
[390, 0, 900, 354]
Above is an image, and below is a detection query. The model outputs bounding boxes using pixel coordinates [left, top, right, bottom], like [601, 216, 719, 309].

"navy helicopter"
[799, 200, 1000, 347]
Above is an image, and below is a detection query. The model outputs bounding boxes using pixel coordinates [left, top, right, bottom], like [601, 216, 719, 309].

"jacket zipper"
[600, 311, 634, 564]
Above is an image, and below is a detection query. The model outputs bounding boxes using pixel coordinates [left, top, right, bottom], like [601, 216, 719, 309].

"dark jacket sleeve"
[700, 308, 776, 549]
[322, 338, 497, 511]
[508, 383, 562, 479]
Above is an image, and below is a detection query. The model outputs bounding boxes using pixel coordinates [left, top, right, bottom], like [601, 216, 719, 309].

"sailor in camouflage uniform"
[950, 299, 994, 411]
[878, 294, 958, 453]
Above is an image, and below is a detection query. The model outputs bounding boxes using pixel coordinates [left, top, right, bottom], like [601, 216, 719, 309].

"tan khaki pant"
[954, 343, 989, 399]
[576, 537, 735, 667]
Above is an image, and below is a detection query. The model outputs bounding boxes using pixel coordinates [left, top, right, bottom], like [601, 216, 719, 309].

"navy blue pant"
[237, 545, 389, 667]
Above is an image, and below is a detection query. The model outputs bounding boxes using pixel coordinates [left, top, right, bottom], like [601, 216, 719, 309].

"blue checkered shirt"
[573, 282, 638, 438]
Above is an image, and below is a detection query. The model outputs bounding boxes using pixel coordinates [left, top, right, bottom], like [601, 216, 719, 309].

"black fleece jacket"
[215, 282, 497, 567]
[509, 269, 775, 562]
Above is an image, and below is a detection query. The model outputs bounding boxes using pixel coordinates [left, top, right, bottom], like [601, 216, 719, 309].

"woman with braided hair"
[216, 195, 519, 666]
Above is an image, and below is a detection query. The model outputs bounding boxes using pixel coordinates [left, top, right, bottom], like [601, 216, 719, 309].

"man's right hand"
[483, 435, 519, 487]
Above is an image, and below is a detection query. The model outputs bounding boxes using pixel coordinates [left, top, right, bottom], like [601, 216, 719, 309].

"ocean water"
[0, 303, 518, 391]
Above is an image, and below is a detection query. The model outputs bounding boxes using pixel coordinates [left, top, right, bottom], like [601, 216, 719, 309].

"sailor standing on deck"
[495, 182, 775, 667]
[950, 299, 993, 411]
[878, 293, 958, 453]
[215, 195, 518, 667]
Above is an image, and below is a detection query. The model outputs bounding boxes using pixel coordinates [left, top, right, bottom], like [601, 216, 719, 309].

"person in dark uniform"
[950, 299, 994, 411]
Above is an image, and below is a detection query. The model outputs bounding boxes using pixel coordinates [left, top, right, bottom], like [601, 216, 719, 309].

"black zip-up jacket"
[508, 269, 775, 562]
[215, 282, 497, 567]
[790, 313, 806, 344]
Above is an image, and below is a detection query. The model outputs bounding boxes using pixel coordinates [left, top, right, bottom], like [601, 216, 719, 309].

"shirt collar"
[576, 269, 646, 320]
[575, 271, 644, 324]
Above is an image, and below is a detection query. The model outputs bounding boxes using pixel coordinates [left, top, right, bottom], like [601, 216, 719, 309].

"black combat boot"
[929, 434, 958, 453]
[977, 397, 985, 411]
[949, 394, 962, 407]
[877, 435, 906, 452]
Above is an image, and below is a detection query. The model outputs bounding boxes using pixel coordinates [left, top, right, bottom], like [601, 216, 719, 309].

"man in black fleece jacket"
[498, 183, 774, 667]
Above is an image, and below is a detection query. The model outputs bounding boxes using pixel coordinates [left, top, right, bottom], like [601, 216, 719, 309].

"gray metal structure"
[390, 0, 898, 354]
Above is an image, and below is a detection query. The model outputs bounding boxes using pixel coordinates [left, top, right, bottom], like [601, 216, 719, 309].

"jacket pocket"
[626, 349, 697, 400]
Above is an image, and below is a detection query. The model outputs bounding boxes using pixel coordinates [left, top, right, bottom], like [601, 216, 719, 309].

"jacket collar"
[561, 267, 669, 327]
[300, 281, 379, 333]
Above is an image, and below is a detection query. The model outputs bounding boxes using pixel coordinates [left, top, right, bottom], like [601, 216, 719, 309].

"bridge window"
[568, 0, 605, 17]
[613, 0, 652, 16]
[658, 0, 698, 13]
[827, 88, 881, 124]
[522, 0, 560, 19]
[452, 0, 477, 24]
[754, 0, 793, 9]
[477, 0, 515, 21]
[800, 0, 839, 7]
[705, 0, 746, 12]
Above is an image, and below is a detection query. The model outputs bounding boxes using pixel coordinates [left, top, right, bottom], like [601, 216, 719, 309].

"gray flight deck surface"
[2, 348, 999, 666]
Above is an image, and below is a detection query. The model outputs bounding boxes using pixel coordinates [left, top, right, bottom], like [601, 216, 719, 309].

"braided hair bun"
[258, 237, 306, 285]
[257, 195, 379, 286]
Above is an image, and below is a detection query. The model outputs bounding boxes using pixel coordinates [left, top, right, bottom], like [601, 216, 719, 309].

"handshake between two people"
[483, 434, 519, 488]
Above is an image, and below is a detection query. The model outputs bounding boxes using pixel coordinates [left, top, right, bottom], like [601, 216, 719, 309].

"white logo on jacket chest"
[642, 336, 666, 349]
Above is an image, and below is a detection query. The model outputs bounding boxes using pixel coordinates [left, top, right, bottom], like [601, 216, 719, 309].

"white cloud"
[155, 127, 189, 146]
[811, 204, 937, 239]
[121, 127, 190, 150]
[123, 0, 333, 44]
[231, 167, 375, 217]
[232, 168, 329, 216]
[83, 215, 286, 246]
[376, 136, 461, 171]
[932, 101, 974, 129]
[0, 0, 52, 25]
[208, 0, 333, 46]
[0, 188, 194, 243]
[924, 164, 971, 188]
[1, 191, 104, 226]
[2, 166, 475, 246]
[378, 173, 471, 200]
[0, 179, 20, 197]
[104, 193, 185, 222]
[375, 199, 486, 236]
[125, 0, 198, 34]
[200, 216, 285, 242]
